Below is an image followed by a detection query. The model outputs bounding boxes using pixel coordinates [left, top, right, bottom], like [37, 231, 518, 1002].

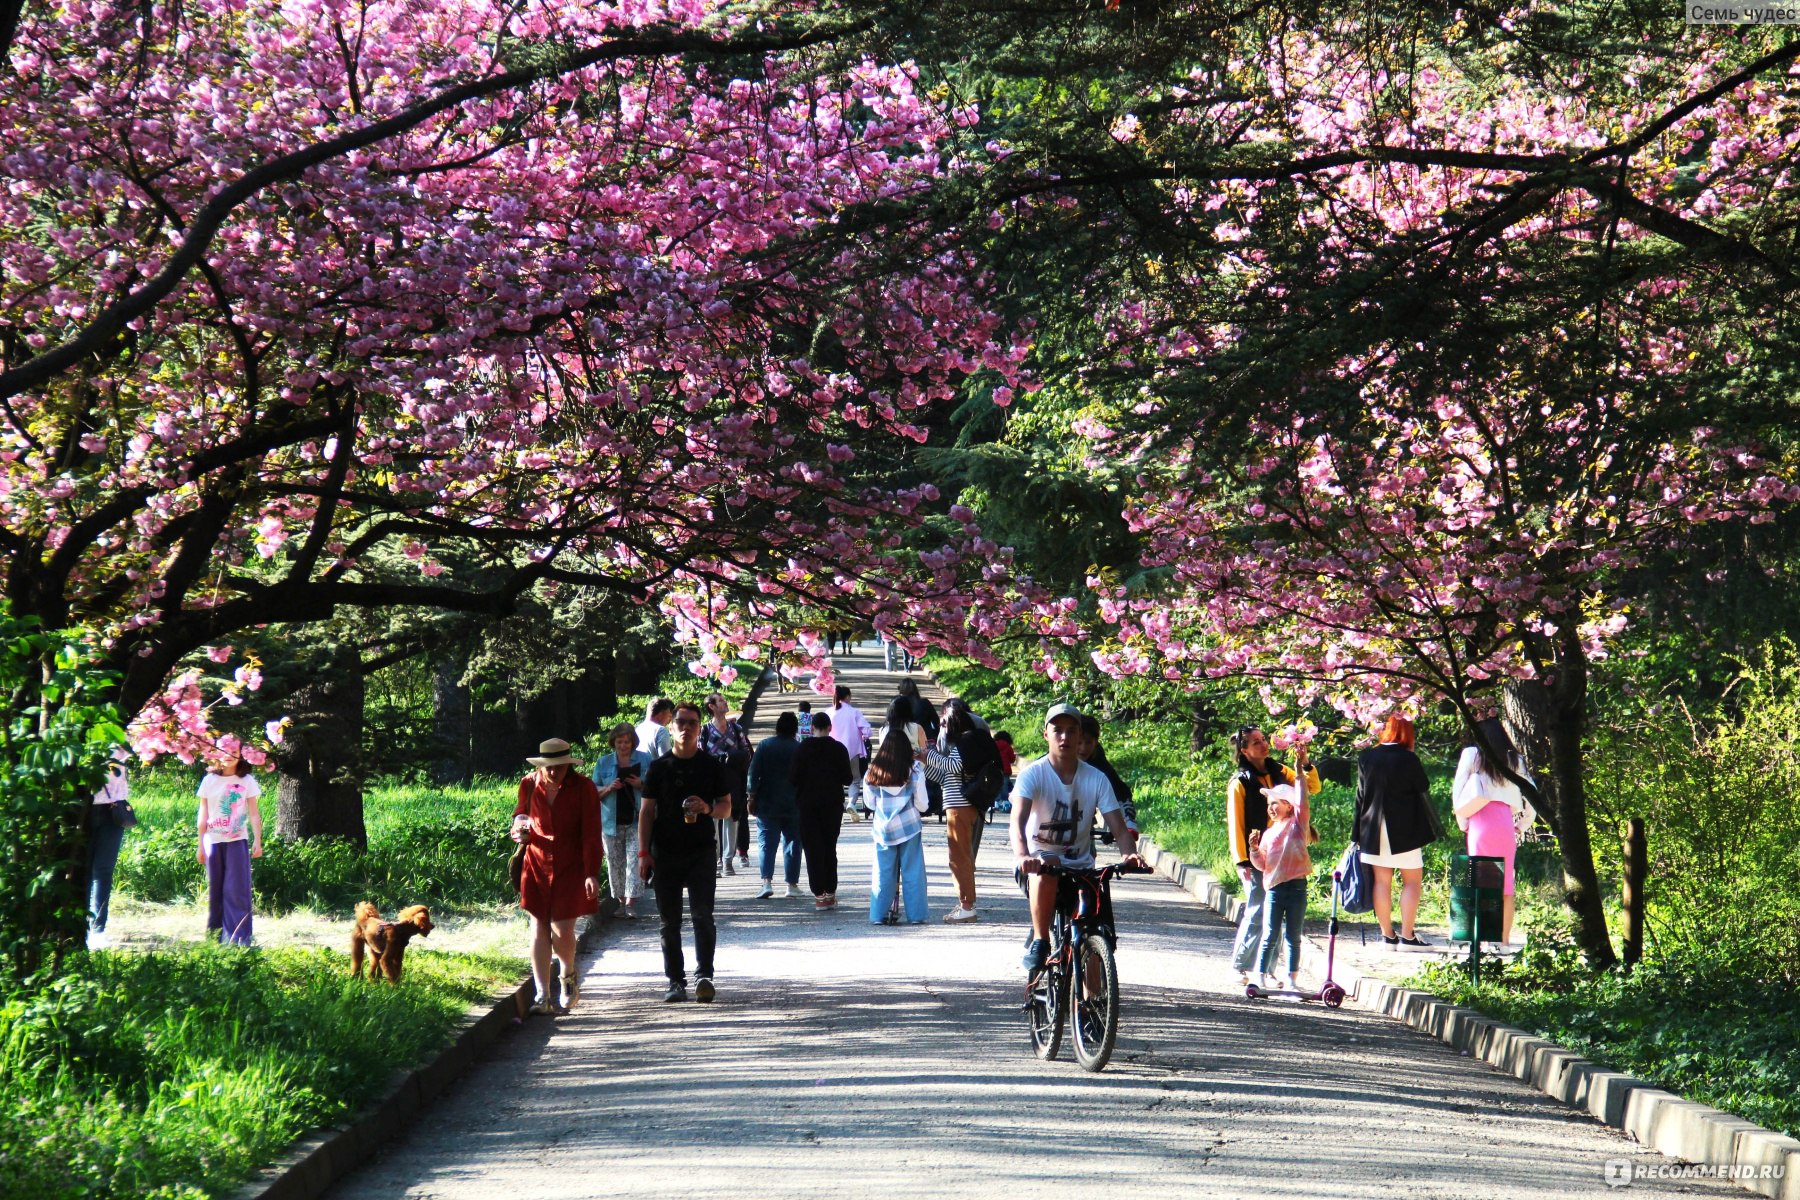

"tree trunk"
[273, 667, 367, 847]
[430, 650, 471, 786]
[1502, 645, 1617, 969]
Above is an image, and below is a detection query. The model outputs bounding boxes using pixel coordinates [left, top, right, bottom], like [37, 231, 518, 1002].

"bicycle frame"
[1025, 858, 1150, 1070]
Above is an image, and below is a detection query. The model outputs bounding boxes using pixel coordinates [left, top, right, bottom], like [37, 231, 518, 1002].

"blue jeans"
[870, 835, 928, 923]
[757, 811, 802, 885]
[1230, 867, 1267, 972]
[1258, 878, 1307, 977]
[87, 805, 126, 934]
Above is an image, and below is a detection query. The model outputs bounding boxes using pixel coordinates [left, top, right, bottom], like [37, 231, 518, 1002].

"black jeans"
[800, 804, 844, 896]
[653, 848, 717, 984]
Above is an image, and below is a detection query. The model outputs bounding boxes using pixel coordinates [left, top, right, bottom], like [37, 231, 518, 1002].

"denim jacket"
[593, 750, 655, 837]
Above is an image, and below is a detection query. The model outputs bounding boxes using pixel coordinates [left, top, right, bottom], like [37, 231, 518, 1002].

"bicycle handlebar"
[1033, 856, 1153, 880]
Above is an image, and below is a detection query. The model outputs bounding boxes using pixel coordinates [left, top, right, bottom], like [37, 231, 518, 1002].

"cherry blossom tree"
[0, 0, 1029, 771]
[929, 6, 1800, 966]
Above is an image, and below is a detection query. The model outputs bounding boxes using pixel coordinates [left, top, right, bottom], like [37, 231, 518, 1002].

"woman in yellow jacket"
[1225, 726, 1320, 986]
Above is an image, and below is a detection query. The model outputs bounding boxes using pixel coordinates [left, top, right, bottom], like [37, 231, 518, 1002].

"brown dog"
[350, 901, 434, 982]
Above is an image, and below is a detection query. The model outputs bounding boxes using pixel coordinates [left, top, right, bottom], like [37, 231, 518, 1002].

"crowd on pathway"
[75, 643, 1538, 1019]
[503, 653, 1160, 1011]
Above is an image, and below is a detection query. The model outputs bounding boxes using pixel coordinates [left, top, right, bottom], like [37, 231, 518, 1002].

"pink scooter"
[1245, 869, 1349, 1007]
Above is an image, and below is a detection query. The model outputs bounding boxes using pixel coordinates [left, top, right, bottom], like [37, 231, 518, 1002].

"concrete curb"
[229, 912, 615, 1200]
[1138, 837, 1800, 1200]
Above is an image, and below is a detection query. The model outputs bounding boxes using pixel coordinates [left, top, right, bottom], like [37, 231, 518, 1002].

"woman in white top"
[1452, 719, 1537, 944]
[864, 727, 930, 925]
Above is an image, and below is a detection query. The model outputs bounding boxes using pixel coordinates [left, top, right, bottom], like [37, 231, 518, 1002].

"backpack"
[1335, 841, 1374, 914]
[964, 758, 1006, 808]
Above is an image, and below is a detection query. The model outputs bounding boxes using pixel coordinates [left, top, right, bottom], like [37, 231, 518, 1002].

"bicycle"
[1022, 855, 1152, 1072]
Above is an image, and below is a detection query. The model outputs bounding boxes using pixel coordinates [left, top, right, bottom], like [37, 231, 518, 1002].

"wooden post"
[1622, 818, 1646, 970]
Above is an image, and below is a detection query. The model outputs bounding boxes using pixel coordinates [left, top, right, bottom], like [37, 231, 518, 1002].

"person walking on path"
[702, 692, 753, 877]
[830, 685, 874, 815]
[1225, 726, 1320, 986]
[593, 724, 653, 919]
[197, 752, 263, 946]
[1248, 781, 1314, 990]
[1452, 718, 1536, 944]
[1013, 703, 1145, 974]
[86, 759, 131, 950]
[638, 702, 732, 1003]
[792, 711, 854, 909]
[512, 738, 603, 1013]
[747, 712, 805, 899]
[927, 700, 1000, 923]
[636, 697, 674, 761]
[864, 727, 931, 924]
[1355, 714, 1444, 948]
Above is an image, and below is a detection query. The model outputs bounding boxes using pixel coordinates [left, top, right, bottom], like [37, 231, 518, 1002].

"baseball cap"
[1044, 702, 1083, 726]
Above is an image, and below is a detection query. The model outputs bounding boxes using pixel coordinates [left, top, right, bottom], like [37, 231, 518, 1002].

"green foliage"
[0, 944, 520, 1200]
[116, 779, 531, 914]
[0, 605, 127, 980]
[1591, 638, 1800, 983]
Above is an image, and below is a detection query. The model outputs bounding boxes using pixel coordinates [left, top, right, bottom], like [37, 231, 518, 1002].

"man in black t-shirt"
[638, 701, 732, 1003]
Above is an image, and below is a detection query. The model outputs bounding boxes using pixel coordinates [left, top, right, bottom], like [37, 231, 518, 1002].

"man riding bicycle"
[1012, 703, 1147, 974]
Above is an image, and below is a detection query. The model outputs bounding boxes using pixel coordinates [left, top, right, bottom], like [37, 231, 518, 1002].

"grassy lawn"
[0, 945, 523, 1200]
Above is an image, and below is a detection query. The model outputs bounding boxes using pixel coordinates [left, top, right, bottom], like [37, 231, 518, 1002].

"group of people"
[506, 688, 1152, 1011]
[1225, 714, 1538, 991]
[507, 673, 1142, 1009]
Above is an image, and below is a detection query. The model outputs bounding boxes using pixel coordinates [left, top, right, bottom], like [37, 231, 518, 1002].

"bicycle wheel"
[1026, 961, 1067, 1061]
[1070, 934, 1119, 1072]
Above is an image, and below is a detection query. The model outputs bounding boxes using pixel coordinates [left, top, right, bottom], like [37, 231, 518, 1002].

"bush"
[1593, 639, 1800, 982]
[0, 944, 520, 1200]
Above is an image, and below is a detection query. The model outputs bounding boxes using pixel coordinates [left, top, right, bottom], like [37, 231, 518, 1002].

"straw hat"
[527, 738, 582, 768]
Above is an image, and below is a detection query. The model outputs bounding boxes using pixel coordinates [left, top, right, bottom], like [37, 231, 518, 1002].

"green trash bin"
[1449, 852, 1505, 944]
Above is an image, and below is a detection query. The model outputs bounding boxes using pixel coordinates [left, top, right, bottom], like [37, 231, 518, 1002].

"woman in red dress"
[511, 738, 602, 1014]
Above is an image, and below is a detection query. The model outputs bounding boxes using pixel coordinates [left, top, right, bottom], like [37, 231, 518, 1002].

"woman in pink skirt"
[1452, 719, 1537, 944]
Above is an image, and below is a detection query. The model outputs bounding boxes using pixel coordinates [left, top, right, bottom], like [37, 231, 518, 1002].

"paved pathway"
[324, 649, 1736, 1200]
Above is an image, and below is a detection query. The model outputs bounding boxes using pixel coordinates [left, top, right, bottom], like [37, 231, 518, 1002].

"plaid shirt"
[867, 765, 928, 848]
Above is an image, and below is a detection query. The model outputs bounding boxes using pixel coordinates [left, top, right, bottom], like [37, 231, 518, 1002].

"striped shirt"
[924, 744, 966, 808]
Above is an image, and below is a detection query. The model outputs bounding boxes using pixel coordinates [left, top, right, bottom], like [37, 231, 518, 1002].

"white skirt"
[1361, 818, 1424, 870]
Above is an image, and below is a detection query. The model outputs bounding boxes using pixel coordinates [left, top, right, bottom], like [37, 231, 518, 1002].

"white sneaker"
[943, 907, 978, 924]
[86, 929, 110, 951]
[783, 883, 801, 899]
[756, 881, 774, 899]
[560, 973, 580, 1010]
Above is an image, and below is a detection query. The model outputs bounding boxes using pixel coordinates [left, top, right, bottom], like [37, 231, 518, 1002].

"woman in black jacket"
[1355, 714, 1443, 947]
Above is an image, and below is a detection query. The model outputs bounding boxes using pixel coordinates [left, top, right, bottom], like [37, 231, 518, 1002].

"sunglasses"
[673, 717, 701, 728]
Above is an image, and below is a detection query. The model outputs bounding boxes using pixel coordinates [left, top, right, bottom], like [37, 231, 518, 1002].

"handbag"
[109, 799, 139, 830]
[508, 842, 527, 892]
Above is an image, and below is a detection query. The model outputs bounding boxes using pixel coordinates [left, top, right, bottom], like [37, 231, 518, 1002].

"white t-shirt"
[197, 773, 262, 849]
[1014, 756, 1122, 871]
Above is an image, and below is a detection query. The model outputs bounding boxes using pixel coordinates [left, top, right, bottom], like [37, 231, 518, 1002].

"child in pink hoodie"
[1248, 781, 1312, 989]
